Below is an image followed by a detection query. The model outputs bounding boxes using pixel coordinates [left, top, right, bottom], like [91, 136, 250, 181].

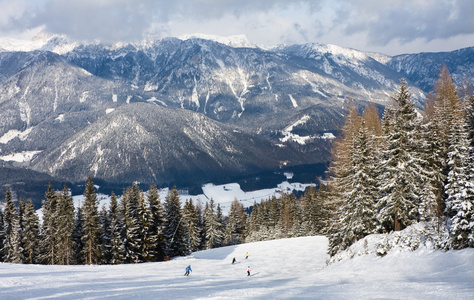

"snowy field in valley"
[1, 235, 474, 299]
[68, 180, 312, 216]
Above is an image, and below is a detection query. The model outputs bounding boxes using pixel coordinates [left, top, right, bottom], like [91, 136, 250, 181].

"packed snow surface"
[1, 236, 473, 299]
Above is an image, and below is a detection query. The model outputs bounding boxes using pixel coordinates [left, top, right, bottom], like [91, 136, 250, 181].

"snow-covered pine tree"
[419, 93, 445, 225]
[215, 203, 225, 247]
[377, 79, 423, 232]
[138, 190, 156, 262]
[72, 207, 84, 264]
[164, 187, 187, 257]
[203, 199, 222, 249]
[245, 201, 261, 242]
[108, 192, 125, 264]
[56, 185, 76, 265]
[0, 208, 4, 261]
[99, 204, 111, 264]
[327, 106, 361, 255]
[81, 177, 101, 264]
[225, 198, 247, 245]
[147, 185, 166, 261]
[20, 199, 40, 264]
[339, 122, 378, 248]
[40, 183, 58, 264]
[301, 185, 332, 235]
[122, 184, 143, 263]
[2, 187, 23, 263]
[183, 199, 201, 252]
[443, 90, 474, 249]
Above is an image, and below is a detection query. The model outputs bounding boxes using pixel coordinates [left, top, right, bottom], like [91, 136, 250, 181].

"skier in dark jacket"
[184, 265, 192, 276]
[247, 266, 251, 276]
[232, 257, 236, 264]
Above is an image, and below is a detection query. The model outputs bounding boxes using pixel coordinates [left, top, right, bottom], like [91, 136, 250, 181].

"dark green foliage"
[2, 187, 22, 263]
[164, 187, 188, 257]
[81, 177, 101, 264]
[20, 199, 40, 264]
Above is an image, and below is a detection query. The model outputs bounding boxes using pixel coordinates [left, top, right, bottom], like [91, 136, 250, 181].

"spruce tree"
[183, 199, 201, 252]
[2, 187, 22, 263]
[108, 192, 125, 264]
[122, 184, 143, 263]
[225, 199, 247, 245]
[377, 79, 423, 231]
[72, 207, 84, 264]
[20, 199, 40, 264]
[81, 177, 101, 264]
[138, 191, 156, 262]
[99, 204, 111, 264]
[56, 185, 76, 265]
[339, 123, 378, 247]
[147, 185, 166, 261]
[203, 199, 222, 249]
[40, 183, 58, 265]
[443, 92, 474, 249]
[108, 192, 125, 265]
[0, 209, 4, 261]
[164, 187, 187, 256]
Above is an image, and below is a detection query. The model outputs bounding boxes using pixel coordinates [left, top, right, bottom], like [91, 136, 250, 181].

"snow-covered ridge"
[178, 33, 258, 48]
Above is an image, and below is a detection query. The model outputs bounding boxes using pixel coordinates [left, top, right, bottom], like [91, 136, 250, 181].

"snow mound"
[329, 222, 451, 264]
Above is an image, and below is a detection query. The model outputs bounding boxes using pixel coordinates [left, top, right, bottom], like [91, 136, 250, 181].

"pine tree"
[122, 184, 143, 263]
[56, 185, 76, 265]
[183, 199, 201, 252]
[20, 199, 40, 264]
[138, 191, 156, 262]
[203, 199, 223, 249]
[81, 177, 101, 264]
[377, 79, 424, 231]
[339, 123, 378, 246]
[0, 209, 4, 261]
[40, 183, 58, 265]
[108, 192, 125, 264]
[164, 187, 187, 257]
[2, 187, 22, 263]
[99, 204, 111, 264]
[72, 207, 84, 264]
[442, 86, 474, 249]
[147, 185, 166, 261]
[225, 199, 247, 245]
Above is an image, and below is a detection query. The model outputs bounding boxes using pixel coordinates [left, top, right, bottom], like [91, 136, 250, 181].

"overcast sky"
[1, 0, 473, 55]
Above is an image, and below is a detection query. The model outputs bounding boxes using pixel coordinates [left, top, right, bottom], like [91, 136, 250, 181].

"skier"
[245, 252, 249, 259]
[184, 265, 192, 276]
[247, 266, 251, 276]
[232, 257, 236, 264]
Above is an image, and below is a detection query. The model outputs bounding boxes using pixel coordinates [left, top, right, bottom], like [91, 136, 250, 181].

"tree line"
[0, 177, 249, 265]
[326, 66, 474, 255]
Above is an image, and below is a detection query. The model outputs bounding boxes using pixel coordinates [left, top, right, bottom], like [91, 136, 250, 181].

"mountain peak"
[178, 33, 258, 48]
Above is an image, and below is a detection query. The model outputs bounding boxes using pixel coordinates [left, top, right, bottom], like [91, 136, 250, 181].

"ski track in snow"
[1, 236, 474, 299]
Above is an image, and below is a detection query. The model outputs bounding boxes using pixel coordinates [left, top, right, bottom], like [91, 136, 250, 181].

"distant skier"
[184, 265, 192, 276]
[245, 252, 249, 259]
[247, 266, 251, 276]
[232, 257, 236, 264]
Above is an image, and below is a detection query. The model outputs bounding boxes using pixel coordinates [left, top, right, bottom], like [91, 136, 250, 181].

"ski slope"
[1, 235, 473, 299]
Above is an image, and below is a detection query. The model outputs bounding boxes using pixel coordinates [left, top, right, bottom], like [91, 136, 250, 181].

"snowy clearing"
[1, 235, 473, 299]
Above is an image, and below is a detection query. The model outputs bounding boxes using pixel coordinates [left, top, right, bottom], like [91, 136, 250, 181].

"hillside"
[1, 235, 473, 299]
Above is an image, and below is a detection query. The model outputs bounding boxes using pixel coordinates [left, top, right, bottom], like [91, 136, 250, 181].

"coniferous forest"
[1, 67, 474, 265]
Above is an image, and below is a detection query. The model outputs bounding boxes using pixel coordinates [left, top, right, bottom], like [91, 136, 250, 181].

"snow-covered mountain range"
[1, 33, 473, 202]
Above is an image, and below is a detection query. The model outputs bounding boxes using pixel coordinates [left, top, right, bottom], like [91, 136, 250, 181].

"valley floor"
[1, 236, 473, 299]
